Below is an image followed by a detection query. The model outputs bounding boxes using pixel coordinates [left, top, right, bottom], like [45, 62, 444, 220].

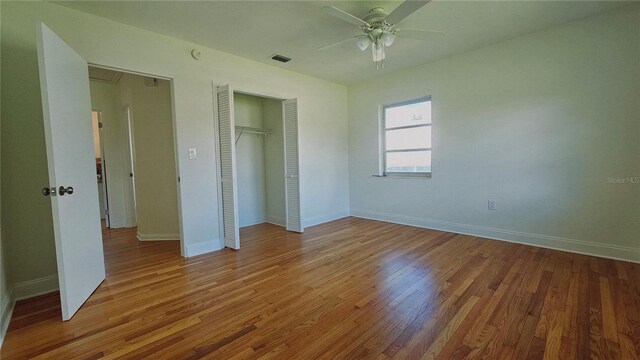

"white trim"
[105, 221, 127, 229]
[0, 289, 15, 349]
[303, 211, 350, 229]
[185, 239, 223, 257]
[351, 210, 640, 264]
[136, 232, 180, 241]
[13, 275, 59, 301]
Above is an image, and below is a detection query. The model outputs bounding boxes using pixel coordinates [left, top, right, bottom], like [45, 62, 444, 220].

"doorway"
[88, 66, 182, 249]
[91, 111, 110, 228]
[234, 93, 285, 228]
[36, 23, 185, 320]
[214, 85, 303, 250]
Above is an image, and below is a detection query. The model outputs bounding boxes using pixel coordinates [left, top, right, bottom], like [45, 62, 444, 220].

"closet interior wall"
[234, 93, 285, 228]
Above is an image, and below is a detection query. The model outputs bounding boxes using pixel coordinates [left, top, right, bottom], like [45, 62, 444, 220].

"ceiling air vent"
[271, 54, 291, 63]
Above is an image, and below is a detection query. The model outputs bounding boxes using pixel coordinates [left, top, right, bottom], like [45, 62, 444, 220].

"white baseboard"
[136, 232, 180, 241]
[303, 210, 350, 228]
[0, 289, 15, 349]
[351, 210, 640, 264]
[185, 239, 223, 257]
[13, 274, 59, 301]
[239, 218, 268, 228]
[266, 215, 285, 227]
[267, 221, 285, 228]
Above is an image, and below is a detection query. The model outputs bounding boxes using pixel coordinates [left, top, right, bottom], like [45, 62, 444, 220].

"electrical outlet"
[488, 200, 497, 210]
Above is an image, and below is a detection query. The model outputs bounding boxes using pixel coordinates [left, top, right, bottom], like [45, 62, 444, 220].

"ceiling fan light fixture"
[381, 32, 396, 47]
[322, 1, 434, 70]
[356, 36, 371, 51]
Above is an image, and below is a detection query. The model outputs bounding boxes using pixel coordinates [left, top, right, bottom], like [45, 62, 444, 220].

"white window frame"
[381, 96, 432, 177]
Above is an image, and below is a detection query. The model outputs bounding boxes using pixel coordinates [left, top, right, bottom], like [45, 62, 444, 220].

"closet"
[215, 85, 302, 250]
[234, 93, 284, 228]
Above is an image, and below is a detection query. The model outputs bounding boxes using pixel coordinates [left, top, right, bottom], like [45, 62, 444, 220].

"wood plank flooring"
[1, 217, 639, 359]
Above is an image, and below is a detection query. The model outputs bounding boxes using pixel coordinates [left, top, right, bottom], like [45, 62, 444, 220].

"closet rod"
[235, 126, 272, 144]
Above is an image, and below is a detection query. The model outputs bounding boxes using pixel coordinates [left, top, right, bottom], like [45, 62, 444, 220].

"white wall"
[0, 96, 12, 347]
[91, 112, 101, 158]
[234, 93, 267, 227]
[120, 74, 180, 239]
[349, 5, 640, 262]
[263, 98, 286, 226]
[1, 1, 349, 293]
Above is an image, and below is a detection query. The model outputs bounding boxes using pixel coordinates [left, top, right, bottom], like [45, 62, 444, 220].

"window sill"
[372, 173, 432, 179]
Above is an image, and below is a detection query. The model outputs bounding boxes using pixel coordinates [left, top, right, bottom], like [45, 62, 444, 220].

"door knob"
[58, 186, 74, 196]
[42, 187, 56, 196]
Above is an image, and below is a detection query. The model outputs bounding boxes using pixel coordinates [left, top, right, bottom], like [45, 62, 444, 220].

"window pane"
[385, 126, 431, 151]
[385, 100, 431, 128]
[386, 150, 431, 173]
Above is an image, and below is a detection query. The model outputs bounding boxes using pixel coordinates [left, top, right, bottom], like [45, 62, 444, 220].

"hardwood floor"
[2, 217, 639, 359]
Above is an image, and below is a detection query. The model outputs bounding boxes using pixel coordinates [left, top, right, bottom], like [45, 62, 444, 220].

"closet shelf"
[235, 126, 272, 144]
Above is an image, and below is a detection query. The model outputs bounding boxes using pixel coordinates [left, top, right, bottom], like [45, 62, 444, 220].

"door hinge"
[98, 122, 103, 129]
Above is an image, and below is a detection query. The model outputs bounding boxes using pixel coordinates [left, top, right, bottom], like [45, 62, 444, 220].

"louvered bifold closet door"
[216, 85, 240, 249]
[283, 99, 303, 233]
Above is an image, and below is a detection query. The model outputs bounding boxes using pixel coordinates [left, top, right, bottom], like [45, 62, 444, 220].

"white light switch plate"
[188, 148, 197, 159]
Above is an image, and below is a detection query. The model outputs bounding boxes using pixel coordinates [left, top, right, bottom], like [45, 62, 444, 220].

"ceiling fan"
[319, 0, 444, 69]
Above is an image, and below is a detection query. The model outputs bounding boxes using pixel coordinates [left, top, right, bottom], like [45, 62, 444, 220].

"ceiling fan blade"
[385, 0, 431, 25]
[323, 6, 370, 27]
[395, 29, 445, 41]
[317, 36, 360, 50]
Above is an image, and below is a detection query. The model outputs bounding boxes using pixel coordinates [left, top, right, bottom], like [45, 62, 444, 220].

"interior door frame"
[88, 63, 186, 256]
[212, 85, 304, 247]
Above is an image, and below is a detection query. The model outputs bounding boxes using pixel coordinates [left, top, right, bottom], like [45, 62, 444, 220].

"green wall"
[1, 2, 58, 286]
[348, 4, 640, 261]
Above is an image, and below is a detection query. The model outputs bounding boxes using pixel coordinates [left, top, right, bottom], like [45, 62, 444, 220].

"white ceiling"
[57, 1, 627, 85]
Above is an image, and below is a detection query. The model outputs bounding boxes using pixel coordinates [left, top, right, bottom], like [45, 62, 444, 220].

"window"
[382, 97, 432, 176]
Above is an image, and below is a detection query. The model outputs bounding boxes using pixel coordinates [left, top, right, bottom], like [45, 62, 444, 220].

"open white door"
[283, 99, 303, 233]
[36, 23, 105, 320]
[216, 85, 240, 249]
[123, 105, 138, 227]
